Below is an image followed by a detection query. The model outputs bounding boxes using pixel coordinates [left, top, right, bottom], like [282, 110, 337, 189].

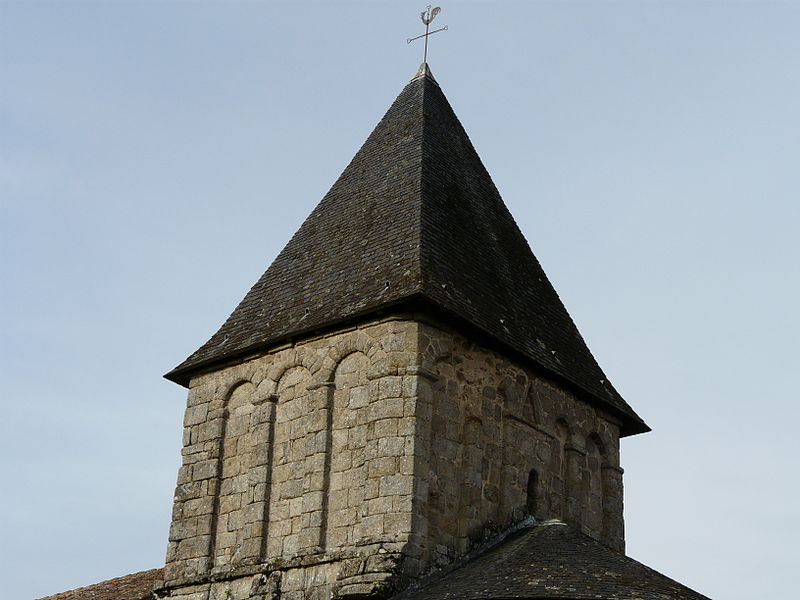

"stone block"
[289, 496, 304, 517]
[309, 509, 323, 527]
[397, 417, 416, 437]
[354, 514, 384, 540]
[363, 478, 380, 500]
[367, 380, 381, 401]
[218, 493, 242, 515]
[380, 474, 413, 496]
[370, 397, 405, 421]
[180, 442, 208, 459]
[303, 490, 324, 513]
[392, 494, 413, 512]
[368, 457, 397, 478]
[331, 450, 353, 472]
[398, 456, 414, 475]
[281, 568, 306, 592]
[292, 514, 309, 535]
[377, 436, 406, 457]
[311, 430, 328, 454]
[222, 436, 239, 457]
[365, 552, 399, 573]
[283, 533, 301, 555]
[379, 376, 403, 398]
[193, 459, 218, 481]
[331, 507, 357, 527]
[350, 424, 368, 447]
[298, 527, 320, 550]
[373, 418, 398, 438]
[402, 375, 418, 397]
[281, 478, 303, 500]
[307, 409, 328, 433]
[169, 517, 197, 541]
[384, 512, 412, 535]
[269, 517, 291, 538]
[305, 469, 325, 492]
[327, 526, 348, 549]
[380, 332, 406, 352]
[335, 583, 379, 599]
[177, 535, 211, 559]
[347, 486, 365, 508]
[338, 558, 364, 579]
[184, 403, 209, 427]
[367, 495, 393, 515]
[195, 419, 224, 443]
[350, 385, 369, 408]
[248, 465, 268, 487]
[403, 398, 418, 417]
[175, 481, 205, 502]
[182, 496, 214, 517]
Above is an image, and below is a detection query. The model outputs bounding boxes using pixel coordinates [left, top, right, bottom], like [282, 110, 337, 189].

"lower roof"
[393, 520, 710, 600]
[36, 569, 163, 600]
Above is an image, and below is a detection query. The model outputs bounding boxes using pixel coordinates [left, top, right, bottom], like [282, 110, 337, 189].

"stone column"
[250, 392, 277, 562]
[563, 443, 585, 527]
[601, 464, 625, 552]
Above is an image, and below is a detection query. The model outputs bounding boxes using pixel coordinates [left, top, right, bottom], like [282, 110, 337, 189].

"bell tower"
[160, 65, 648, 600]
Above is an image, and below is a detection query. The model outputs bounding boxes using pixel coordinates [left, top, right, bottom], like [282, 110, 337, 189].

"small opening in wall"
[526, 469, 539, 517]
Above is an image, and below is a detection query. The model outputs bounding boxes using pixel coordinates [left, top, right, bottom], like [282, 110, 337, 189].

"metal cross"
[407, 6, 448, 64]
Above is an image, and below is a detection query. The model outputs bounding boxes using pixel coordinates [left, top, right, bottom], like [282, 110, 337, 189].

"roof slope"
[36, 569, 163, 600]
[394, 521, 710, 600]
[166, 65, 647, 435]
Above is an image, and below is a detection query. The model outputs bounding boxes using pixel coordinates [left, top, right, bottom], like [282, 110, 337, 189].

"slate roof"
[166, 65, 648, 436]
[394, 521, 711, 600]
[36, 568, 163, 600]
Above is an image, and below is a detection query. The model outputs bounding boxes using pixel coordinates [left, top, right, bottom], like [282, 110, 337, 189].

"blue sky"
[2, 2, 798, 599]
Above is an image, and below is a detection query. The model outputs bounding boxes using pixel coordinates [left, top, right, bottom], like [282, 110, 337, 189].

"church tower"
[160, 65, 668, 600]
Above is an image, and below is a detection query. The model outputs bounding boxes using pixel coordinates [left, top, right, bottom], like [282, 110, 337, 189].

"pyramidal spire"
[166, 70, 648, 436]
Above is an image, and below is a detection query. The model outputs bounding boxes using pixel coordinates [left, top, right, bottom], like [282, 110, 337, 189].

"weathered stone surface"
[166, 320, 423, 598]
[164, 316, 625, 599]
[418, 321, 625, 564]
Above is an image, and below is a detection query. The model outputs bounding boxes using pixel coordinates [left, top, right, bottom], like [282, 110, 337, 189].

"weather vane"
[407, 6, 448, 64]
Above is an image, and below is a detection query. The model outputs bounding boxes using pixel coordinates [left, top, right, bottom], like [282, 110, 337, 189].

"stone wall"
[164, 318, 422, 600]
[414, 321, 625, 566]
[162, 315, 626, 600]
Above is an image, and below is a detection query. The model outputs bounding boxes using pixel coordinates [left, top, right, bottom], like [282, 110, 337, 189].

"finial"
[413, 62, 438, 83]
[407, 5, 448, 64]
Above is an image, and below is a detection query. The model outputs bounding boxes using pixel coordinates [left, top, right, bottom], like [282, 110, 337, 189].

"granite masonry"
[162, 316, 625, 600]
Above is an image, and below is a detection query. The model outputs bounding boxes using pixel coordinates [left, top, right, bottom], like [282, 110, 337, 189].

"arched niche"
[324, 351, 371, 551]
[456, 415, 484, 551]
[427, 355, 459, 555]
[264, 365, 314, 559]
[212, 380, 256, 568]
[585, 433, 607, 538]
[553, 418, 571, 521]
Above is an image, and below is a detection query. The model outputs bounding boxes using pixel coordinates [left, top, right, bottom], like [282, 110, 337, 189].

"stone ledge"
[161, 544, 405, 592]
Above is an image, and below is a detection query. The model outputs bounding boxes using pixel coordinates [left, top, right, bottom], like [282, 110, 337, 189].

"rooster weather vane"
[407, 6, 448, 64]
